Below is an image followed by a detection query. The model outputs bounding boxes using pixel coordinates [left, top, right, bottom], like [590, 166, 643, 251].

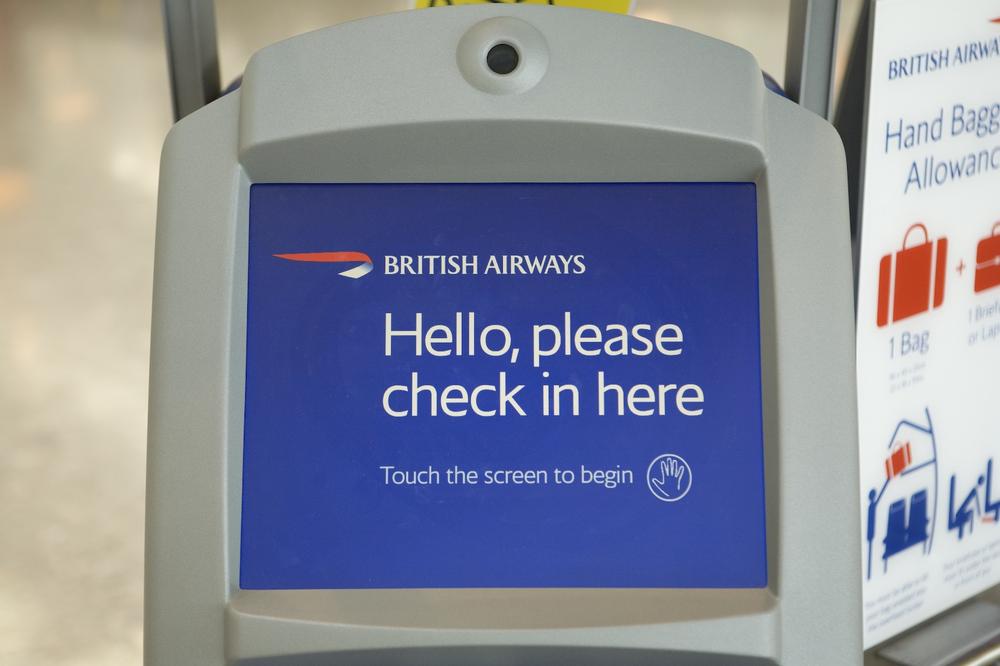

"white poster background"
[857, 0, 1000, 647]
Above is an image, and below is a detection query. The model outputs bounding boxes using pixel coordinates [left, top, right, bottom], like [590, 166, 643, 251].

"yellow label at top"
[413, 0, 634, 14]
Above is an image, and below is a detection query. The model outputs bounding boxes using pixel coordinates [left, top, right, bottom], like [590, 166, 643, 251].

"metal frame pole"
[785, 0, 841, 119]
[162, 0, 221, 121]
[833, 0, 872, 261]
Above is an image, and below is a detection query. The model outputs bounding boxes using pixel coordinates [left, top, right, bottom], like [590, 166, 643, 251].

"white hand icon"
[651, 457, 686, 497]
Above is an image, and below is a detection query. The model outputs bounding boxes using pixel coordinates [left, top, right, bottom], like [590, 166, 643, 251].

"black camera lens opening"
[486, 42, 520, 75]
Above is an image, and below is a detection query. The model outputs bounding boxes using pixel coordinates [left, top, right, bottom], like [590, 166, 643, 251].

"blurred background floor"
[0, 1, 862, 663]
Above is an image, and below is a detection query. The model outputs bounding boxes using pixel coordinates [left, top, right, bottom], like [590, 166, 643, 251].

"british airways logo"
[275, 252, 587, 277]
[273, 251, 374, 279]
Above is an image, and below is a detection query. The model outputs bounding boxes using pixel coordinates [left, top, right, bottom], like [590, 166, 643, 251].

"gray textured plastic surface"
[146, 6, 860, 665]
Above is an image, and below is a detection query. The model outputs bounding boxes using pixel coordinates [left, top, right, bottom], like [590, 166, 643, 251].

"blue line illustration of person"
[948, 473, 984, 540]
[866, 488, 880, 581]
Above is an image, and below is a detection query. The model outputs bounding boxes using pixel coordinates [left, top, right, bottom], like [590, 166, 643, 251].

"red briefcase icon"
[975, 222, 1000, 294]
[877, 223, 947, 327]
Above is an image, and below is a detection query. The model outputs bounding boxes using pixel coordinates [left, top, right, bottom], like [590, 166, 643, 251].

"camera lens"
[486, 43, 519, 75]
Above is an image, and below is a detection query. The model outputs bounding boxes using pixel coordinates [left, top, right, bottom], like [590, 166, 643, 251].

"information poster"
[239, 183, 767, 590]
[857, 0, 1000, 647]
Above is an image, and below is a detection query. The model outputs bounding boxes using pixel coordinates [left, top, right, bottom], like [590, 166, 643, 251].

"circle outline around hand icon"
[646, 453, 693, 503]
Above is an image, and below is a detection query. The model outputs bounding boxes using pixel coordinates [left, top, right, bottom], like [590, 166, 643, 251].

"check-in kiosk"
[147, 5, 861, 664]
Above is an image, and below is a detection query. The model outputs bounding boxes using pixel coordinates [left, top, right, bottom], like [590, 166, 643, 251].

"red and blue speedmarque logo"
[273, 251, 374, 279]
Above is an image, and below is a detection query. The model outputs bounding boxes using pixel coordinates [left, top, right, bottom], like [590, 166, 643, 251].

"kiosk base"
[874, 600, 1000, 666]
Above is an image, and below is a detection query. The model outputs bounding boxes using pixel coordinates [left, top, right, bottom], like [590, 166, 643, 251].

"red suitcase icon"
[975, 222, 1000, 294]
[885, 441, 912, 480]
[877, 223, 947, 327]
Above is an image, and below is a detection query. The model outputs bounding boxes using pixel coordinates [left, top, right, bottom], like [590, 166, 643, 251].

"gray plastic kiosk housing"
[146, 6, 860, 665]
